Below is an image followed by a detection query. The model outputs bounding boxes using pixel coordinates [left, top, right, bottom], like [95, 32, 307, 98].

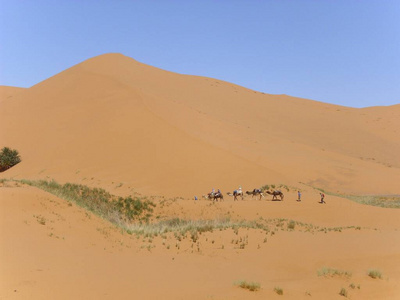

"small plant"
[287, 220, 296, 230]
[36, 216, 46, 225]
[368, 269, 382, 279]
[0, 147, 21, 172]
[235, 280, 260, 292]
[339, 287, 348, 297]
[261, 184, 270, 191]
[318, 267, 352, 278]
[274, 287, 283, 295]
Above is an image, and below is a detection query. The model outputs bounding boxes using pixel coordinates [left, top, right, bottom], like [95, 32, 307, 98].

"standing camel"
[266, 190, 284, 201]
[246, 189, 264, 200]
[203, 191, 224, 202]
[227, 190, 244, 201]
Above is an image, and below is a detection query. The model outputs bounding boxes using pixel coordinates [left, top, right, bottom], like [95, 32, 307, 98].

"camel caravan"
[203, 187, 284, 202]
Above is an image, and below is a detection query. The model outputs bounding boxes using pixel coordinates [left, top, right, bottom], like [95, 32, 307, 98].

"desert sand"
[1, 53, 400, 299]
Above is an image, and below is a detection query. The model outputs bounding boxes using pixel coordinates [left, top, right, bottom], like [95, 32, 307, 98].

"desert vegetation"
[261, 183, 291, 192]
[1, 177, 398, 298]
[307, 184, 400, 209]
[368, 269, 382, 279]
[20, 179, 155, 224]
[339, 287, 348, 297]
[274, 286, 284, 295]
[317, 267, 352, 278]
[235, 280, 260, 292]
[345, 195, 400, 209]
[0, 147, 21, 172]
[3, 178, 372, 242]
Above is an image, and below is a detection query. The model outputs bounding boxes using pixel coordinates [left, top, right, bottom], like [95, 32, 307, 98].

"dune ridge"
[0, 86, 26, 103]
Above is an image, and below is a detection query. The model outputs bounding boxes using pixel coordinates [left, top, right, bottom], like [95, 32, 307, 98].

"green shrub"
[287, 220, 296, 230]
[0, 147, 21, 172]
[261, 184, 270, 191]
[339, 287, 348, 297]
[368, 269, 382, 279]
[318, 267, 352, 278]
[235, 280, 260, 292]
[274, 287, 283, 295]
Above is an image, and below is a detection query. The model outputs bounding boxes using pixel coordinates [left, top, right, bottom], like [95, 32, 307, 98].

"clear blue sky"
[1, 1, 399, 108]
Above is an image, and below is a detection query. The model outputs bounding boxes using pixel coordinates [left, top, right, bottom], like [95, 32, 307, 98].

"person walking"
[297, 191, 301, 202]
[320, 192, 325, 204]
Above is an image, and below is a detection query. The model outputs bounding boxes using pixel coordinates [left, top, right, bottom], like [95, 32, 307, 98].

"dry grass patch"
[274, 286, 283, 295]
[368, 269, 382, 279]
[19, 179, 155, 225]
[318, 267, 352, 278]
[235, 280, 260, 292]
[339, 287, 348, 297]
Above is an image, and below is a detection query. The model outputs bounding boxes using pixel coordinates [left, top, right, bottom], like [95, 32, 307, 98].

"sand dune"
[1, 182, 400, 299]
[1, 53, 399, 196]
[1, 53, 400, 299]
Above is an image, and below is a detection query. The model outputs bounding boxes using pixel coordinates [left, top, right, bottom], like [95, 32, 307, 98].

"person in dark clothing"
[320, 192, 325, 204]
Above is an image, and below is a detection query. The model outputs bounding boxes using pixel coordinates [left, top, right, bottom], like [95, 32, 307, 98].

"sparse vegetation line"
[19, 179, 155, 225]
[304, 183, 400, 209]
[235, 280, 260, 292]
[1, 179, 370, 241]
[318, 267, 352, 278]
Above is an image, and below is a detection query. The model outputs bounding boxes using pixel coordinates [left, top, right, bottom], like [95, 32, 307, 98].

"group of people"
[296, 190, 326, 203]
[195, 186, 326, 204]
[210, 188, 223, 196]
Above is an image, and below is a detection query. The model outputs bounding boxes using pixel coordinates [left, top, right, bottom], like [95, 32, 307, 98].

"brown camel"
[266, 190, 284, 201]
[203, 192, 224, 202]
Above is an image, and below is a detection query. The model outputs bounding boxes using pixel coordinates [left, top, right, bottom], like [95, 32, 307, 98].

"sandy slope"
[1, 53, 400, 299]
[1, 183, 400, 299]
[0, 53, 399, 197]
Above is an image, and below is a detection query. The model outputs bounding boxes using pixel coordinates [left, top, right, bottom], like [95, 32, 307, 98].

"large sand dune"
[1, 53, 399, 196]
[1, 53, 400, 299]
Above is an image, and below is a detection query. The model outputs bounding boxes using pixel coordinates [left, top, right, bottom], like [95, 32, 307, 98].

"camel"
[227, 190, 244, 201]
[266, 190, 284, 201]
[203, 192, 224, 202]
[246, 189, 264, 200]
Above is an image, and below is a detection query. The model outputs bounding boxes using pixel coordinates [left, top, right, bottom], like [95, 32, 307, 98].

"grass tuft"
[235, 280, 260, 292]
[318, 267, 352, 278]
[274, 286, 283, 295]
[339, 287, 348, 297]
[368, 269, 382, 279]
